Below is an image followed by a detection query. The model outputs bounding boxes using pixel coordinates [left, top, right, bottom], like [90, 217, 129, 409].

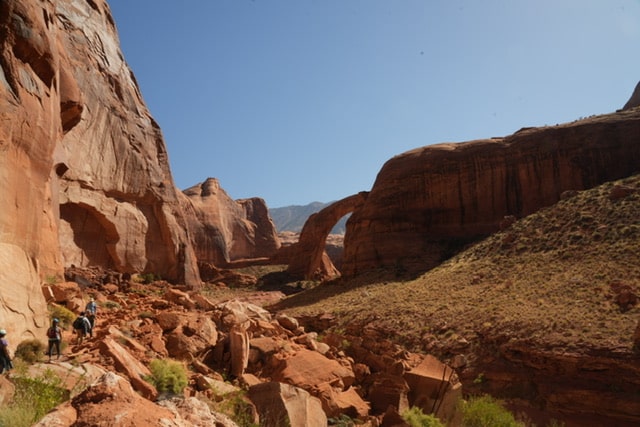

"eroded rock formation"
[342, 110, 640, 277]
[181, 178, 280, 266]
[285, 192, 368, 279]
[54, 0, 199, 285]
[0, 0, 258, 343]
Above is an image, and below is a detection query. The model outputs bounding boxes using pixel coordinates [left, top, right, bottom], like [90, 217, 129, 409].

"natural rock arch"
[287, 192, 368, 280]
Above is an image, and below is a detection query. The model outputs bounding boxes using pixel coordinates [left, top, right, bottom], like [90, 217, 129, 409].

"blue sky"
[108, 0, 640, 208]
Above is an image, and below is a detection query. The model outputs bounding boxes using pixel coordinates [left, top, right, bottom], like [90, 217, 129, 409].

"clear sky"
[107, 0, 640, 208]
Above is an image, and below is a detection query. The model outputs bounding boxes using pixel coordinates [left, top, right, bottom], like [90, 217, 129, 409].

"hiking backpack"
[73, 317, 83, 330]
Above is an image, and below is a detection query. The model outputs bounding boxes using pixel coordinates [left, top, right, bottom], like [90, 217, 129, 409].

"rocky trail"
[3, 267, 463, 426]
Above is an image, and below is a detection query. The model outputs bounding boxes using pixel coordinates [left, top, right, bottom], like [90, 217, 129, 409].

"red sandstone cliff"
[342, 109, 640, 277]
[181, 178, 280, 266]
[0, 0, 203, 342]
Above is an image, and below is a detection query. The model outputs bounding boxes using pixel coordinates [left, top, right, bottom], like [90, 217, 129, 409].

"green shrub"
[0, 369, 68, 426]
[14, 339, 45, 364]
[102, 300, 121, 310]
[47, 304, 75, 329]
[460, 395, 523, 427]
[211, 390, 258, 427]
[145, 358, 188, 394]
[44, 275, 60, 285]
[141, 273, 161, 284]
[401, 406, 445, 427]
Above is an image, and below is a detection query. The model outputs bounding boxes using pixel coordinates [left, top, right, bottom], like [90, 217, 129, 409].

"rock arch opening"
[287, 192, 368, 280]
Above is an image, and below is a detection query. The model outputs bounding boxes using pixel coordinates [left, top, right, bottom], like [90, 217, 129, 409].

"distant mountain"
[269, 201, 349, 234]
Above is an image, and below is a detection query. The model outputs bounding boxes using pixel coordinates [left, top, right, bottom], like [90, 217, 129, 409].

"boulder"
[35, 373, 240, 427]
[248, 381, 327, 427]
[365, 373, 410, 414]
[229, 323, 250, 377]
[316, 383, 371, 419]
[164, 288, 196, 310]
[71, 372, 175, 426]
[158, 397, 241, 427]
[218, 299, 272, 328]
[45, 281, 82, 304]
[404, 355, 462, 426]
[162, 313, 219, 360]
[24, 361, 107, 396]
[97, 337, 156, 399]
[272, 348, 356, 391]
[276, 313, 300, 331]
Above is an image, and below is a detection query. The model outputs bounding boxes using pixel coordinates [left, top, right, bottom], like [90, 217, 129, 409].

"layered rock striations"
[182, 178, 280, 267]
[342, 110, 640, 277]
[53, 0, 199, 285]
[0, 0, 200, 342]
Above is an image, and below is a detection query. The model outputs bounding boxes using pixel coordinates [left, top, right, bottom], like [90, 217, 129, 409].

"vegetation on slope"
[272, 174, 640, 355]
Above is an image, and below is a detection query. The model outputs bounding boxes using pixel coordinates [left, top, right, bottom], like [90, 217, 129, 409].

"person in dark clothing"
[0, 329, 13, 374]
[73, 312, 92, 345]
[46, 318, 62, 362]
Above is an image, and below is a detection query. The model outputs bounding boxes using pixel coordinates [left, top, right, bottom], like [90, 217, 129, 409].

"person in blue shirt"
[85, 297, 98, 337]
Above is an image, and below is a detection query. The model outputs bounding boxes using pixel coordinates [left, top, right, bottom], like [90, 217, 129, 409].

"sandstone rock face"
[248, 382, 327, 427]
[182, 178, 280, 266]
[404, 355, 462, 426]
[53, 0, 199, 286]
[622, 80, 640, 110]
[0, 243, 49, 349]
[0, 0, 201, 349]
[343, 110, 640, 276]
[286, 192, 368, 280]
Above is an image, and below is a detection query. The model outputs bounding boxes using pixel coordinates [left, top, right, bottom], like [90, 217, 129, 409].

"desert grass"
[270, 174, 640, 355]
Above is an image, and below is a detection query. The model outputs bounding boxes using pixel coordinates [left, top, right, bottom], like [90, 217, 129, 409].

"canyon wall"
[181, 178, 280, 266]
[0, 0, 202, 343]
[53, 0, 200, 285]
[342, 110, 640, 277]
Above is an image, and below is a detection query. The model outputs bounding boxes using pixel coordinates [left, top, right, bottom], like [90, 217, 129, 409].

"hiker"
[85, 297, 98, 336]
[0, 329, 13, 374]
[47, 318, 62, 361]
[73, 312, 92, 344]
